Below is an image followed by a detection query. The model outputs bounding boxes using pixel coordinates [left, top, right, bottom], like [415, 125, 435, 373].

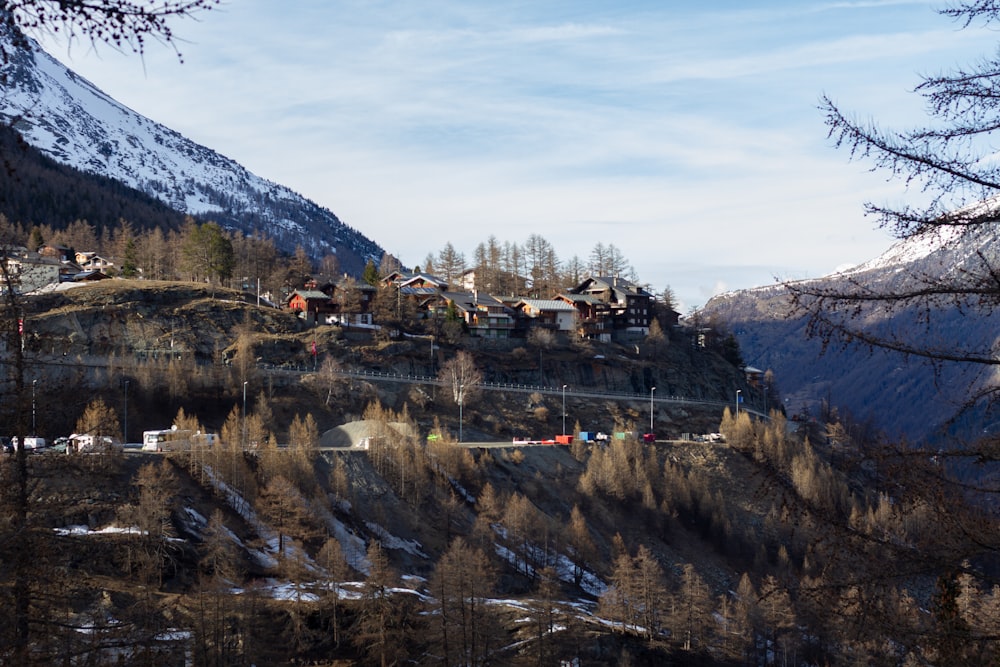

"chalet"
[513, 298, 577, 332]
[39, 244, 75, 262]
[379, 269, 409, 285]
[76, 252, 116, 273]
[743, 365, 765, 388]
[458, 267, 527, 295]
[555, 293, 610, 340]
[433, 291, 515, 338]
[399, 273, 449, 293]
[320, 279, 377, 326]
[58, 260, 84, 282]
[566, 276, 654, 341]
[458, 268, 477, 291]
[382, 271, 449, 291]
[287, 289, 334, 319]
[377, 272, 450, 313]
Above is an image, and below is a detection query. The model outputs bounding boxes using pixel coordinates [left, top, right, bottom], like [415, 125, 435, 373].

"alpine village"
[1, 4, 999, 667]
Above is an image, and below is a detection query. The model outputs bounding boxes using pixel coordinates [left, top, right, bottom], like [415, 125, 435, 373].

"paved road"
[264, 365, 768, 419]
[29, 353, 763, 418]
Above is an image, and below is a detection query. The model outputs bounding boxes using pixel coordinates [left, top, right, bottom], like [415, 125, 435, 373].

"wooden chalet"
[319, 279, 377, 326]
[563, 276, 654, 341]
[513, 298, 577, 332]
[76, 252, 116, 273]
[458, 267, 527, 295]
[555, 293, 609, 340]
[287, 289, 334, 318]
[434, 291, 515, 338]
[382, 271, 449, 291]
[39, 244, 75, 263]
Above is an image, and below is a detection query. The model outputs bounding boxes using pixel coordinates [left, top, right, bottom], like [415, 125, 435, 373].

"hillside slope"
[0, 27, 385, 273]
[700, 223, 1000, 440]
[11, 279, 747, 446]
[3, 280, 996, 665]
[0, 124, 188, 234]
[0, 422, 820, 665]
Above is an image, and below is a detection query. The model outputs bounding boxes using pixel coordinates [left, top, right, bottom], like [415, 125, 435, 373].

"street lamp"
[736, 389, 742, 417]
[31, 379, 36, 434]
[562, 384, 568, 435]
[123, 379, 129, 445]
[650, 386, 656, 433]
[242, 380, 248, 449]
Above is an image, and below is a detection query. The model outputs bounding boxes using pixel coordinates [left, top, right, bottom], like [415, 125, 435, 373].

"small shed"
[72, 270, 109, 282]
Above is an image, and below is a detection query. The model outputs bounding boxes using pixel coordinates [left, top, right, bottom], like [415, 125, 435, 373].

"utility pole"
[123, 379, 129, 444]
[562, 384, 568, 435]
[242, 380, 248, 449]
[650, 386, 655, 433]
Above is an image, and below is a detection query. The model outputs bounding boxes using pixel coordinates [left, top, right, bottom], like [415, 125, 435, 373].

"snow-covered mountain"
[0, 30, 384, 274]
[700, 221, 1000, 441]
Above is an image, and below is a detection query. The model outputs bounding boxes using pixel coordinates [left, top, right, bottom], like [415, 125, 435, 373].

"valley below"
[2, 279, 996, 665]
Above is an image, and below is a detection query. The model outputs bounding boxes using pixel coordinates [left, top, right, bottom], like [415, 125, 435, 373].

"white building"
[4, 252, 61, 292]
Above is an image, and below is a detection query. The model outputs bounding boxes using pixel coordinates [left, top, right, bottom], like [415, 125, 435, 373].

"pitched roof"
[72, 270, 109, 281]
[516, 298, 576, 312]
[9, 251, 60, 267]
[290, 289, 330, 301]
[576, 276, 651, 296]
[557, 293, 603, 305]
[399, 272, 448, 288]
[401, 286, 440, 296]
[440, 291, 506, 311]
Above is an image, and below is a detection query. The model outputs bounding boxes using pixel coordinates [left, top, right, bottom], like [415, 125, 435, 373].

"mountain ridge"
[700, 222, 1000, 440]
[0, 29, 385, 274]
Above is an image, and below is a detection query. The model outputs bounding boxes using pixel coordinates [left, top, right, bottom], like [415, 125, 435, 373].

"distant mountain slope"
[0, 123, 186, 233]
[0, 29, 384, 274]
[700, 224, 1000, 440]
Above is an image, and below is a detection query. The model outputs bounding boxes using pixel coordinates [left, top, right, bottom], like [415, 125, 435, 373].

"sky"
[34, 1, 1000, 311]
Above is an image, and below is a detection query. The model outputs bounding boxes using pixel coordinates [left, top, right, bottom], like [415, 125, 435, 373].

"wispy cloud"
[34, 0, 997, 308]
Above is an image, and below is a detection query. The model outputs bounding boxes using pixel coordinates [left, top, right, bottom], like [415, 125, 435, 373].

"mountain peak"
[0, 31, 384, 274]
[700, 215, 1000, 440]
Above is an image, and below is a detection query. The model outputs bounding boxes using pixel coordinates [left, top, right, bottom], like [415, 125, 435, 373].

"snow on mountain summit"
[0, 30, 383, 273]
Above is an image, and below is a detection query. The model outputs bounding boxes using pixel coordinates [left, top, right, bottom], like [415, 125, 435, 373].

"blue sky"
[37, 1, 998, 310]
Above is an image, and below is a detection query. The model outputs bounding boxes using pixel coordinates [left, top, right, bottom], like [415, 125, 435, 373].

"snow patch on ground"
[55, 524, 141, 536]
[316, 499, 369, 574]
[365, 521, 427, 558]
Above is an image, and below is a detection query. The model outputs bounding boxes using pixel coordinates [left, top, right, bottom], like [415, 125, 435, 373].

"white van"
[69, 434, 121, 453]
[13, 436, 47, 450]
